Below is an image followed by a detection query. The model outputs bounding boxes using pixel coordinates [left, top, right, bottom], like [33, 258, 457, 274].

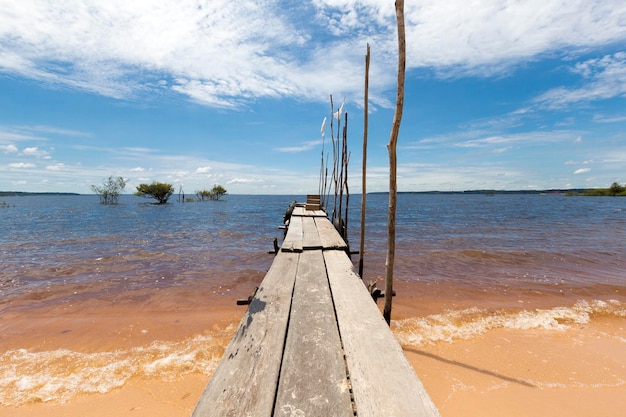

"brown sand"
[3, 375, 209, 417]
[407, 318, 626, 417]
[3, 285, 625, 417]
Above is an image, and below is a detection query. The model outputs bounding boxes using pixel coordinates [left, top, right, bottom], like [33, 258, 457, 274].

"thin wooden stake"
[384, 0, 406, 325]
[359, 43, 370, 278]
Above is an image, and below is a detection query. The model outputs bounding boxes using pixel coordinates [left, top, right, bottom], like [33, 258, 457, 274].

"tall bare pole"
[383, 0, 406, 325]
[359, 43, 370, 278]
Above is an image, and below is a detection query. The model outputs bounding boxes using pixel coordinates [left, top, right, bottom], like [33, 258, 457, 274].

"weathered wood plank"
[315, 217, 348, 250]
[292, 209, 326, 217]
[274, 250, 353, 417]
[191, 253, 299, 417]
[324, 250, 441, 417]
[292, 206, 305, 216]
[281, 216, 303, 252]
[302, 216, 323, 250]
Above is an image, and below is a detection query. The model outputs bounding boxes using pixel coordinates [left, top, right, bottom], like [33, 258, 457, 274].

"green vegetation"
[582, 182, 626, 196]
[135, 181, 174, 204]
[195, 184, 228, 201]
[91, 176, 127, 205]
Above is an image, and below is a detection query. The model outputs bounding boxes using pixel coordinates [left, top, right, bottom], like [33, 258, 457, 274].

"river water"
[1, 193, 625, 407]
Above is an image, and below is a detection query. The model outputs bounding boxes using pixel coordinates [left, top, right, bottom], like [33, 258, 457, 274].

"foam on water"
[393, 299, 626, 346]
[0, 330, 233, 406]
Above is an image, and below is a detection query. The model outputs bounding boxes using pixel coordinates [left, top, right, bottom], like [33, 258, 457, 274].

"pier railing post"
[384, 0, 406, 325]
[359, 43, 370, 278]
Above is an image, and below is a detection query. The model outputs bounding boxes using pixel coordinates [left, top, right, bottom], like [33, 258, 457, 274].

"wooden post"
[384, 0, 406, 325]
[319, 117, 326, 207]
[359, 43, 370, 278]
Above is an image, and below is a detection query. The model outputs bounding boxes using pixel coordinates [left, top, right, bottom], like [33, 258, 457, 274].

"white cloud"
[275, 140, 322, 153]
[457, 131, 576, 149]
[534, 53, 626, 109]
[130, 167, 145, 172]
[1, 1, 625, 107]
[574, 168, 591, 174]
[8, 162, 36, 168]
[196, 166, 211, 174]
[22, 146, 50, 158]
[1, 144, 18, 153]
[593, 114, 626, 123]
[46, 163, 67, 171]
[227, 178, 264, 184]
[0, 129, 44, 142]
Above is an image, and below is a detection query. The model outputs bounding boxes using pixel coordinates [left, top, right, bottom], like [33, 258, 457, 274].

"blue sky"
[1, 0, 626, 194]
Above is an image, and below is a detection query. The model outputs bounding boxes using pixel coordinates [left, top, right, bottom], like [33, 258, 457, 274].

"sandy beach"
[3, 281, 624, 417]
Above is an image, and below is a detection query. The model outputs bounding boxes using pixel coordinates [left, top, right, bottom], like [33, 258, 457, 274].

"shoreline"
[2, 282, 625, 416]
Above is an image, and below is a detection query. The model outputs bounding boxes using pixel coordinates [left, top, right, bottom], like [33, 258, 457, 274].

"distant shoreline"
[1, 189, 622, 197]
[373, 189, 588, 195]
[0, 191, 81, 197]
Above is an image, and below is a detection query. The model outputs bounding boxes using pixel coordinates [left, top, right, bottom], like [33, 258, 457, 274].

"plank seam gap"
[323, 253, 359, 417]
[270, 253, 299, 417]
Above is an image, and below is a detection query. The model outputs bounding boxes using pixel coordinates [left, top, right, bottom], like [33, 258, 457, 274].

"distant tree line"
[92, 176, 227, 205]
[582, 182, 626, 196]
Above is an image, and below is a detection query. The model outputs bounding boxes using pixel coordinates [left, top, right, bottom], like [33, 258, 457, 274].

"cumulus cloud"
[8, 162, 36, 168]
[1, 1, 625, 107]
[22, 146, 50, 158]
[1, 144, 18, 153]
[130, 167, 145, 172]
[196, 166, 211, 174]
[574, 168, 591, 174]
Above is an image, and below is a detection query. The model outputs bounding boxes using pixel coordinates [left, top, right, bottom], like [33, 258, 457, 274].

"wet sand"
[2, 282, 625, 417]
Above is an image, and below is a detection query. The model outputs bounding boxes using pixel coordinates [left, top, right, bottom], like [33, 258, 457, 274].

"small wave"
[0, 330, 234, 406]
[393, 299, 626, 346]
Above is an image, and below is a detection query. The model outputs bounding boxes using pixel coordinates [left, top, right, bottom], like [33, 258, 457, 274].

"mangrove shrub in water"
[135, 181, 174, 204]
[91, 176, 127, 205]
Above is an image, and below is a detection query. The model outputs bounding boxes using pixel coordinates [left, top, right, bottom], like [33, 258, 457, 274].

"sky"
[1, 0, 626, 195]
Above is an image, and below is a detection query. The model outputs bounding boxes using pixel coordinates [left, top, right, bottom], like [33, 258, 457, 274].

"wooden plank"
[324, 251, 441, 417]
[292, 208, 326, 217]
[192, 252, 300, 417]
[281, 216, 303, 252]
[315, 217, 348, 250]
[292, 206, 305, 216]
[274, 250, 353, 417]
[302, 216, 323, 250]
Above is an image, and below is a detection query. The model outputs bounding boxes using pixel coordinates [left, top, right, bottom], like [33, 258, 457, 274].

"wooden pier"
[192, 200, 440, 417]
